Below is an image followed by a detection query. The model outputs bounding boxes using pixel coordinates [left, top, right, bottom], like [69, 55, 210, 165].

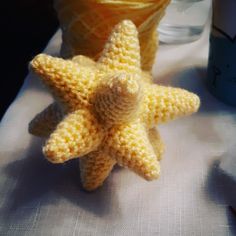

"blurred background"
[1, 0, 58, 118]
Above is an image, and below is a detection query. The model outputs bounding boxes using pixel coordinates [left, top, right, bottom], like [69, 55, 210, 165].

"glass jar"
[158, 0, 211, 43]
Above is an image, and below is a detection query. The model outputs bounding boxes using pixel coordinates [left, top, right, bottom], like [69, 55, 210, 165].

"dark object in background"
[207, 0, 236, 106]
[0, 0, 58, 119]
[231, 206, 236, 216]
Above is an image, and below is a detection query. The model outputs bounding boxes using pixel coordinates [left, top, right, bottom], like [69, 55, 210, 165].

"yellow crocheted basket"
[54, 0, 170, 71]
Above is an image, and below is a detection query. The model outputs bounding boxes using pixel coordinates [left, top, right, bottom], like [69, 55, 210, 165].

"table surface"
[0, 26, 236, 236]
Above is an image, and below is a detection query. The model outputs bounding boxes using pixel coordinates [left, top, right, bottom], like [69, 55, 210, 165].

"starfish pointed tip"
[43, 145, 62, 163]
[191, 92, 200, 111]
[115, 73, 139, 96]
[142, 164, 160, 181]
[182, 90, 200, 115]
[117, 19, 137, 31]
[30, 54, 48, 70]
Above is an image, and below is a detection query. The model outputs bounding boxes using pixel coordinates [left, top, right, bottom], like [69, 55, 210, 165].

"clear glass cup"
[158, 0, 211, 44]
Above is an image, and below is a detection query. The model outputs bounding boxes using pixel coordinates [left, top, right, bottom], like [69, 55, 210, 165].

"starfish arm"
[106, 122, 160, 180]
[141, 71, 153, 84]
[72, 55, 96, 68]
[148, 128, 165, 161]
[29, 102, 63, 137]
[43, 109, 104, 163]
[98, 20, 141, 73]
[92, 73, 141, 126]
[79, 150, 116, 191]
[30, 54, 97, 110]
[140, 84, 200, 127]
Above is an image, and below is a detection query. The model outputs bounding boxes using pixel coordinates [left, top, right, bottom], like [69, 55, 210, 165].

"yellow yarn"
[80, 151, 116, 191]
[29, 103, 63, 137]
[148, 128, 165, 161]
[29, 20, 200, 191]
[54, 0, 170, 71]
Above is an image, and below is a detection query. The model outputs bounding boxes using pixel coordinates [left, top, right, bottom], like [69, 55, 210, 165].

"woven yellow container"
[54, 0, 170, 71]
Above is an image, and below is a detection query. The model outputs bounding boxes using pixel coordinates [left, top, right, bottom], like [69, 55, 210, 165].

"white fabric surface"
[0, 26, 236, 235]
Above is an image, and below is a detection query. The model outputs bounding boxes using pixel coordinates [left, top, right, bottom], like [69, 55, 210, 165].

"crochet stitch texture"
[29, 20, 200, 191]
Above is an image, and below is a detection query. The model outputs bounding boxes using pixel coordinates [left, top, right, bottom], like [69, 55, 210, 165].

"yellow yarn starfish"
[29, 20, 200, 191]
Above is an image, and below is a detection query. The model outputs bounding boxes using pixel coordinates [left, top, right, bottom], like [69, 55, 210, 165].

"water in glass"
[158, 0, 211, 44]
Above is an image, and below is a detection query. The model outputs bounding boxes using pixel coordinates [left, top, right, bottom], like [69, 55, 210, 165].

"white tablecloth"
[0, 27, 236, 236]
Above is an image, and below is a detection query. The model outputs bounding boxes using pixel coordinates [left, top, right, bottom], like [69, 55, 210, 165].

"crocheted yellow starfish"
[29, 20, 200, 191]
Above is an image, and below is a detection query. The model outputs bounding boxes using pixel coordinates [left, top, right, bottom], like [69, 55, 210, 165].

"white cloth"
[0, 26, 236, 236]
